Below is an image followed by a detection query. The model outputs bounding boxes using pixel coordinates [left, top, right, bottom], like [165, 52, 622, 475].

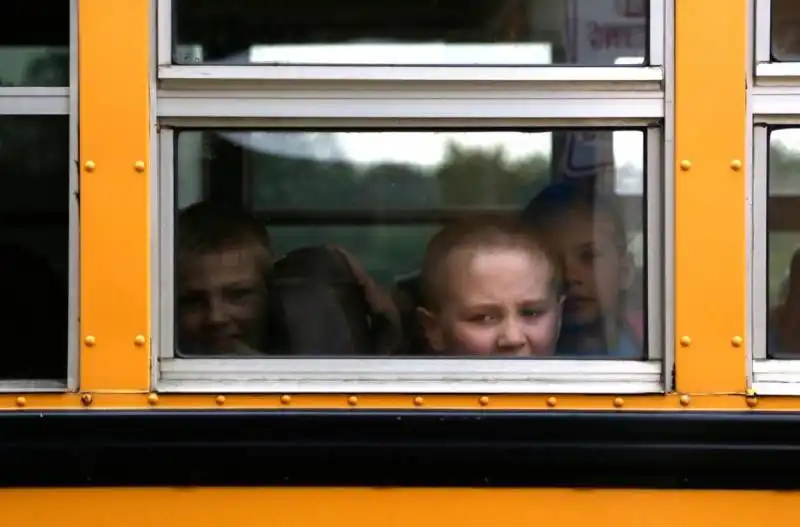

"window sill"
[157, 358, 664, 394]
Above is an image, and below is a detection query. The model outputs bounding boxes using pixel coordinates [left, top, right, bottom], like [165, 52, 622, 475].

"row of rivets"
[83, 161, 145, 173]
[679, 336, 744, 347]
[20, 393, 753, 408]
[83, 335, 147, 346]
[679, 160, 742, 171]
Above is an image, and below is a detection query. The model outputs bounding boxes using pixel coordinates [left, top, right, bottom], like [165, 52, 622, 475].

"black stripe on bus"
[1, 410, 800, 488]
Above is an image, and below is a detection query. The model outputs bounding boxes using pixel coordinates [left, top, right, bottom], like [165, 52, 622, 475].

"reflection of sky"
[222, 130, 643, 168]
[249, 43, 552, 65]
[773, 129, 800, 151]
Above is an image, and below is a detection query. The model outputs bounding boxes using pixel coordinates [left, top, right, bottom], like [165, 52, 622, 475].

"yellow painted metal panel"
[674, 0, 747, 392]
[78, 0, 151, 391]
[0, 488, 797, 526]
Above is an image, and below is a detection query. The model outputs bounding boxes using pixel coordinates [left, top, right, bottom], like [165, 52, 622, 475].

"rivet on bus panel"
[730, 159, 742, 171]
[134, 161, 146, 173]
[679, 160, 691, 171]
[679, 336, 691, 347]
[134, 334, 146, 346]
[731, 336, 744, 347]
[746, 395, 758, 408]
[679, 394, 691, 407]
[84, 160, 96, 172]
[478, 396, 490, 406]
[14, 396, 26, 408]
[613, 397, 624, 408]
[215, 395, 226, 406]
[413, 396, 424, 406]
[147, 393, 159, 406]
[80, 393, 93, 406]
[347, 396, 358, 406]
[84, 335, 96, 347]
[546, 397, 557, 408]
[280, 394, 292, 405]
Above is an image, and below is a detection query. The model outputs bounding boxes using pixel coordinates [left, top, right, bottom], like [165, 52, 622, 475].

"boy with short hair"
[417, 217, 564, 357]
[176, 201, 273, 356]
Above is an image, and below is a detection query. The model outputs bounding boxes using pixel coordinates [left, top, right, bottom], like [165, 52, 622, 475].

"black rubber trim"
[2, 410, 800, 488]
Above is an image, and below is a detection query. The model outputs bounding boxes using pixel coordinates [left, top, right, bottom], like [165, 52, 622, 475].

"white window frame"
[750, 0, 800, 393]
[0, 0, 79, 392]
[152, 0, 674, 394]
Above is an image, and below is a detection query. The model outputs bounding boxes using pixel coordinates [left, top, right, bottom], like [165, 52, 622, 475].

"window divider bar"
[646, 128, 664, 363]
[649, 0, 666, 67]
[159, 65, 664, 84]
[0, 92, 69, 115]
[67, 0, 79, 391]
[157, 93, 664, 121]
[755, 62, 800, 83]
[755, 0, 772, 64]
[156, 0, 171, 66]
[752, 126, 769, 363]
[155, 129, 175, 370]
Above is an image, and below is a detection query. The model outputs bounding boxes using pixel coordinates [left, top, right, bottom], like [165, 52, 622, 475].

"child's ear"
[417, 307, 445, 352]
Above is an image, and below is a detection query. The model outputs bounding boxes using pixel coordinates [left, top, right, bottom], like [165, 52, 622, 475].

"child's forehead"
[444, 245, 551, 277]
[181, 244, 261, 269]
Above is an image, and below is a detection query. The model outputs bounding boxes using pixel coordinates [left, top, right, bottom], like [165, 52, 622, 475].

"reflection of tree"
[250, 139, 551, 211]
[247, 141, 551, 284]
[0, 49, 68, 87]
[435, 141, 549, 208]
[770, 142, 800, 195]
[23, 50, 69, 87]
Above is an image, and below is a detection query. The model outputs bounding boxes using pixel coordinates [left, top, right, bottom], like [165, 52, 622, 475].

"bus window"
[0, 116, 69, 381]
[170, 0, 648, 66]
[771, 0, 800, 61]
[0, 1, 71, 384]
[766, 128, 800, 358]
[162, 128, 655, 367]
[0, 0, 69, 87]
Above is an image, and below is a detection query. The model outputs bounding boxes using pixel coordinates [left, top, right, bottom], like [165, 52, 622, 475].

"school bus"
[5, 0, 800, 524]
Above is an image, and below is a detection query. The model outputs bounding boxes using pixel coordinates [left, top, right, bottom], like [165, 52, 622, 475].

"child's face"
[420, 247, 563, 356]
[547, 207, 633, 328]
[177, 247, 267, 355]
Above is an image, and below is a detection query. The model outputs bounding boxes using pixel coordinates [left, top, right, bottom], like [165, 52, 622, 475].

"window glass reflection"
[768, 129, 800, 357]
[0, 116, 69, 379]
[771, 0, 800, 61]
[173, 129, 647, 359]
[173, 0, 648, 66]
[0, 0, 69, 87]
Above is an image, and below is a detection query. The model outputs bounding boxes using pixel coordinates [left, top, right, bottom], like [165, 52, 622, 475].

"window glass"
[0, 0, 69, 87]
[768, 129, 800, 357]
[173, 128, 647, 359]
[0, 116, 69, 378]
[172, 0, 648, 66]
[771, 0, 800, 61]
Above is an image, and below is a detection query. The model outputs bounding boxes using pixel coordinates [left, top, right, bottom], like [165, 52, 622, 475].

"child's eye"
[520, 308, 542, 318]
[580, 248, 600, 262]
[468, 314, 495, 324]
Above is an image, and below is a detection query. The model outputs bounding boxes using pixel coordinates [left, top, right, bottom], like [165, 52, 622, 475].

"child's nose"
[497, 319, 526, 348]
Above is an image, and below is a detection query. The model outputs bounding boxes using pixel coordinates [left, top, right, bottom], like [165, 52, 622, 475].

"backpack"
[266, 245, 402, 356]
